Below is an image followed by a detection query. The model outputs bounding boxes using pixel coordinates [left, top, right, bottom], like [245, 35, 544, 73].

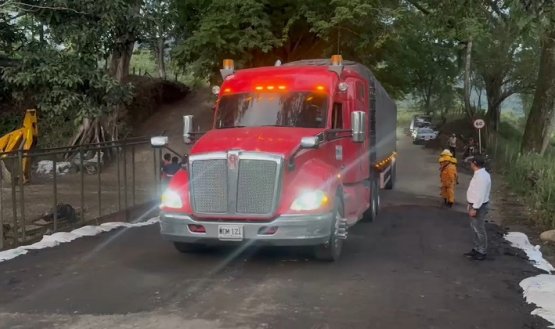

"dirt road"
[0, 131, 549, 329]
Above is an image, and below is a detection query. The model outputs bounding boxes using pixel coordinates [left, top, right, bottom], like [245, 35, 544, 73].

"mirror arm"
[288, 146, 302, 171]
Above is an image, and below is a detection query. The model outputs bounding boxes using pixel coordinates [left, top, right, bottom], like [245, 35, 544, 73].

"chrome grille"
[189, 152, 282, 217]
[236, 159, 277, 214]
[190, 159, 228, 213]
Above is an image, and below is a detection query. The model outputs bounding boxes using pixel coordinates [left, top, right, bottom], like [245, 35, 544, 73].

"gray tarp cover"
[283, 59, 397, 161]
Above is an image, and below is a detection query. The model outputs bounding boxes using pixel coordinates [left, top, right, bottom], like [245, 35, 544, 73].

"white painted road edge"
[0, 217, 160, 263]
[505, 232, 555, 328]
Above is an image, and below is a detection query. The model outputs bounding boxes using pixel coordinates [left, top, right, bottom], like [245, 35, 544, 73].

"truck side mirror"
[351, 111, 366, 143]
[150, 136, 168, 147]
[300, 136, 320, 149]
[183, 115, 194, 144]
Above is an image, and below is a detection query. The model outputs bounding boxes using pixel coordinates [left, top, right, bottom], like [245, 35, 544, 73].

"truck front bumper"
[159, 212, 334, 246]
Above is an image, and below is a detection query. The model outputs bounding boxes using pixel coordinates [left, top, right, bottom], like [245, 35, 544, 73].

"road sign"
[473, 119, 485, 154]
[473, 119, 485, 129]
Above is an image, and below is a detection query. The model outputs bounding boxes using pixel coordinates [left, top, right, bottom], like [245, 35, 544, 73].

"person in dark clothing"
[160, 153, 172, 180]
[162, 153, 171, 166]
[163, 156, 181, 177]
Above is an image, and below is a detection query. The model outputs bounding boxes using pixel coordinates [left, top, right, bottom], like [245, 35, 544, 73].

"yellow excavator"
[0, 109, 38, 184]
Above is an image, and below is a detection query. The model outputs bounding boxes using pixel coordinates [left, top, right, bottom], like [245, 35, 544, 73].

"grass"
[130, 50, 208, 89]
[492, 124, 555, 229]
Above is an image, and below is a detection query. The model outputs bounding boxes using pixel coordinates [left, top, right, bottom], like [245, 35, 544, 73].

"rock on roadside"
[540, 230, 555, 243]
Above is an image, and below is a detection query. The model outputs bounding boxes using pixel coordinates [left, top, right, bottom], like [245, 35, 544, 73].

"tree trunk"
[464, 38, 473, 118]
[109, 41, 134, 82]
[486, 84, 502, 132]
[155, 38, 166, 80]
[521, 29, 555, 155]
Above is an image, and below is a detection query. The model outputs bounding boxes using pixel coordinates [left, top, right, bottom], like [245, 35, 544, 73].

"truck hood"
[191, 127, 323, 156]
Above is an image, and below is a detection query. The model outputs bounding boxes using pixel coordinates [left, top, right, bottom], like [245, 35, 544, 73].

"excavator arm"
[0, 109, 38, 183]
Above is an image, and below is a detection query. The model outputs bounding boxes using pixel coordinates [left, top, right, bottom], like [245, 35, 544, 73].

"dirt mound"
[124, 75, 190, 133]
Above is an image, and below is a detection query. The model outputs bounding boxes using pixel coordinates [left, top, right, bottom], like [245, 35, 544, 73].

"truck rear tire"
[314, 195, 344, 262]
[385, 163, 396, 190]
[362, 180, 379, 222]
[173, 242, 206, 254]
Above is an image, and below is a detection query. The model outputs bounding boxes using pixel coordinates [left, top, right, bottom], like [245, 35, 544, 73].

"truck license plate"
[218, 225, 243, 241]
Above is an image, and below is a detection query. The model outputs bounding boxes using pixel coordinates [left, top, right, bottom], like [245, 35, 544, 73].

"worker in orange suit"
[439, 149, 457, 208]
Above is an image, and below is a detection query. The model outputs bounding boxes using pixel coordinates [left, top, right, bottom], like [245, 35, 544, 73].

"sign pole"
[478, 128, 482, 154]
[473, 119, 486, 155]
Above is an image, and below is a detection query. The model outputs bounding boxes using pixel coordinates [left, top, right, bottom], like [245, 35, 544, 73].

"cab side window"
[332, 103, 343, 129]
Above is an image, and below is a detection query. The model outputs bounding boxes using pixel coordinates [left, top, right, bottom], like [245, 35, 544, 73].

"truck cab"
[153, 56, 397, 261]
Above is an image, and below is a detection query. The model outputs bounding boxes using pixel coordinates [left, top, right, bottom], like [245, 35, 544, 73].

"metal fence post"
[157, 148, 162, 197]
[97, 147, 101, 224]
[79, 146, 85, 225]
[53, 156, 58, 232]
[131, 145, 136, 206]
[153, 148, 158, 199]
[18, 149, 25, 242]
[117, 144, 121, 211]
[122, 141, 128, 221]
[11, 156, 18, 246]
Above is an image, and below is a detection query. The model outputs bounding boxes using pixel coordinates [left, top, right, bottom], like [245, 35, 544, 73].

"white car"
[412, 127, 438, 144]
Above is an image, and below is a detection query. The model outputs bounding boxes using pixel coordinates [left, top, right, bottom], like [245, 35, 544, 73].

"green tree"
[141, 0, 177, 79]
[521, 0, 555, 154]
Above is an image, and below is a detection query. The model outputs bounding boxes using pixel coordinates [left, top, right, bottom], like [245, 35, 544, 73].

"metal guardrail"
[0, 137, 165, 250]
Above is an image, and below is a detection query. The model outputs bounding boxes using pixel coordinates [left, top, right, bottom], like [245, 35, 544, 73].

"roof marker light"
[255, 86, 263, 91]
[278, 85, 286, 90]
[267, 86, 275, 90]
[331, 54, 343, 66]
[316, 85, 325, 91]
[223, 59, 234, 70]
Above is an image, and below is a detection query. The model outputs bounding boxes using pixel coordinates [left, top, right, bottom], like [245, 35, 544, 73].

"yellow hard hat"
[438, 155, 452, 163]
[440, 149, 453, 157]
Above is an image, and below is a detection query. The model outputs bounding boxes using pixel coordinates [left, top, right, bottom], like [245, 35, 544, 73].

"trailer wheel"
[362, 180, 379, 222]
[385, 162, 396, 190]
[173, 242, 206, 253]
[314, 194, 344, 262]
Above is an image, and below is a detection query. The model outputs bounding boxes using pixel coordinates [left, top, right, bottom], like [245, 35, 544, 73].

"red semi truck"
[152, 55, 397, 261]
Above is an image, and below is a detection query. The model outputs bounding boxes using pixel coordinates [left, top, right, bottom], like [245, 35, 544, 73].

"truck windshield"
[216, 92, 328, 129]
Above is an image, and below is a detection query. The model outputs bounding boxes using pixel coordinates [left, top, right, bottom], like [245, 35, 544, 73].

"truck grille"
[190, 159, 228, 213]
[189, 153, 282, 217]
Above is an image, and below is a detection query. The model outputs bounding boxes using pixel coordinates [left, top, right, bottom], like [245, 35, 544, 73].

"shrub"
[495, 138, 555, 229]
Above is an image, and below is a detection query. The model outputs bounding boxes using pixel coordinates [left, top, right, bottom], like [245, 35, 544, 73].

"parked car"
[409, 116, 432, 135]
[412, 127, 438, 144]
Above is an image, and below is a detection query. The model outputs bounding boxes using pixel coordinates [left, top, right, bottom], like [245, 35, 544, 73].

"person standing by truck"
[464, 156, 491, 261]
[439, 149, 457, 207]
[448, 133, 457, 158]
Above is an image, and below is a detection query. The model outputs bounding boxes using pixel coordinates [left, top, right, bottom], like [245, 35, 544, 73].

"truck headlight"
[290, 190, 329, 211]
[161, 189, 183, 209]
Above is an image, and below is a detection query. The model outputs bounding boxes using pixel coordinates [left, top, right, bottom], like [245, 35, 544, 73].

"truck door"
[341, 78, 370, 184]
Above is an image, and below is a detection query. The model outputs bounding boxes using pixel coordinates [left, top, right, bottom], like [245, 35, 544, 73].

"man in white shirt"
[464, 156, 491, 261]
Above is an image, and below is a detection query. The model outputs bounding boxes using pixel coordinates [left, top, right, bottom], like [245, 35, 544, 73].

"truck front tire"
[314, 194, 344, 262]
